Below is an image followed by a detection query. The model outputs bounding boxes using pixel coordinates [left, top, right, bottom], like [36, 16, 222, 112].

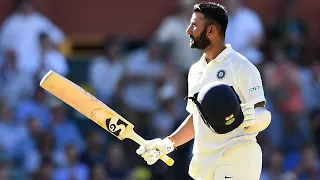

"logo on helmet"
[217, 69, 226, 80]
[225, 114, 235, 125]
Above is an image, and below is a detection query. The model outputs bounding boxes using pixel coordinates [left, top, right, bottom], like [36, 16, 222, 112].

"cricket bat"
[40, 70, 174, 166]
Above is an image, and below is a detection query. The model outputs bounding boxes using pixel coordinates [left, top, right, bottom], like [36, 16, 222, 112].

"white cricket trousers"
[188, 139, 262, 180]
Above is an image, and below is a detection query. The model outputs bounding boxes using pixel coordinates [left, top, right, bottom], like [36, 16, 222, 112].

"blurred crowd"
[0, 0, 319, 180]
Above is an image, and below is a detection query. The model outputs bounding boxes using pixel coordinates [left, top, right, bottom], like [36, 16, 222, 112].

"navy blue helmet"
[186, 82, 244, 134]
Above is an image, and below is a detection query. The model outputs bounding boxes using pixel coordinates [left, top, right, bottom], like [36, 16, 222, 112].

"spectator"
[0, 103, 26, 160]
[35, 32, 69, 81]
[293, 144, 320, 180]
[282, 114, 307, 153]
[80, 131, 105, 167]
[269, 0, 307, 61]
[105, 142, 130, 180]
[54, 144, 89, 180]
[299, 59, 320, 115]
[264, 48, 310, 137]
[155, 0, 202, 73]
[49, 97, 85, 154]
[224, 0, 264, 65]
[261, 150, 286, 180]
[0, 0, 65, 75]
[0, 50, 3, 66]
[281, 115, 308, 172]
[152, 83, 180, 137]
[0, 160, 10, 180]
[0, 50, 35, 108]
[88, 36, 124, 107]
[16, 116, 43, 165]
[310, 110, 320, 151]
[31, 157, 55, 180]
[262, 95, 284, 149]
[0, 157, 26, 180]
[121, 40, 166, 137]
[23, 131, 62, 174]
[90, 163, 108, 180]
[15, 85, 52, 129]
[309, 60, 320, 107]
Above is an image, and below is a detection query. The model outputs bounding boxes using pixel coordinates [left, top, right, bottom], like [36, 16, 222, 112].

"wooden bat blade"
[39, 70, 175, 166]
[40, 70, 133, 140]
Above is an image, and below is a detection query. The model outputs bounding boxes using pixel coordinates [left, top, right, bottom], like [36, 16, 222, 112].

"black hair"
[102, 35, 123, 58]
[12, 0, 31, 11]
[103, 35, 122, 49]
[40, 156, 54, 168]
[39, 32, 49, 41]
[193, 2, 228, 37]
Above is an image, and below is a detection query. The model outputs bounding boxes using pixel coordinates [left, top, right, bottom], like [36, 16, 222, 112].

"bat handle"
[129, 130, 175, 166]
[159, 153, 175, 167]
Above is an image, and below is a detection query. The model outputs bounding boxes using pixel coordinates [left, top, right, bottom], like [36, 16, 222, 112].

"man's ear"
[207, 25, 216, 37]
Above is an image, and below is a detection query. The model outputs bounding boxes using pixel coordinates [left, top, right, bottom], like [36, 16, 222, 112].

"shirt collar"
[200, 44, 234, 64]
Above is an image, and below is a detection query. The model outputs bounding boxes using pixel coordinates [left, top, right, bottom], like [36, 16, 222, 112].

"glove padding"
[239, 103, 256, 129]
[136, 137, 174, 165]
[244, 107, 271, 134]
[239, 104, 272, 134]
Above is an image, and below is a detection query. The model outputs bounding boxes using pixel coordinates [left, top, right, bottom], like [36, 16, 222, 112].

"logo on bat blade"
[105, 117, 128, 137]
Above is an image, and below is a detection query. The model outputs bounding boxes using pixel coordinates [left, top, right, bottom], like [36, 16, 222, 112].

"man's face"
[20, 0, 33, 14]
[186, 12, 211, 50]
[40, 36, 50, 50]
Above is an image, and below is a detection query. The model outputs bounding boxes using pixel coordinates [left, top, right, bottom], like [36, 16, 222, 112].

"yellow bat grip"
[160, 153, 175, 166]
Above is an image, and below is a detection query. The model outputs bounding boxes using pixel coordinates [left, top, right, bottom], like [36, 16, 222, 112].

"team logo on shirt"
[217, 69, 226, 80]
[225, 114, 235, 125]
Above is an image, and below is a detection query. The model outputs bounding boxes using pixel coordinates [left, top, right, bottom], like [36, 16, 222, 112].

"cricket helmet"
[186, 82, 244, 134]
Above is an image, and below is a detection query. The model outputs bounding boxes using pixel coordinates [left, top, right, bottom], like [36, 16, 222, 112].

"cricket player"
[136, 2, 271, 179]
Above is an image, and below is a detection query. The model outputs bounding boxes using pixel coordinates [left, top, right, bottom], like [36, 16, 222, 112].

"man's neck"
[17, 9, 34, 16]
[203, 42, 226, 63]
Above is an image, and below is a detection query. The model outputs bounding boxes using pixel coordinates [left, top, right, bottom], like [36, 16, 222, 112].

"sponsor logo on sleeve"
[249, 86, 261, 91]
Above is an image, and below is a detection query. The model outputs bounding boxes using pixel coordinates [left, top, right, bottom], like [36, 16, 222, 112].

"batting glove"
[136, 137, 174, 165]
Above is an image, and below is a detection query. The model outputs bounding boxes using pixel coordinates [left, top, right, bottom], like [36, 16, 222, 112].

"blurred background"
[0, 0, 319, 179]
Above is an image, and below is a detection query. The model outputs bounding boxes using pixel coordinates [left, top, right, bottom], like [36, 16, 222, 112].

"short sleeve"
[186, 99, 196, 114]
[186, 67, 197, 114]
[237, 62, 266, 105]
[40, 14, 65, 44]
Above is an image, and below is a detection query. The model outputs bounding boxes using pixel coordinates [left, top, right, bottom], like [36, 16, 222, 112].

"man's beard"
[190, 27, 211, 50]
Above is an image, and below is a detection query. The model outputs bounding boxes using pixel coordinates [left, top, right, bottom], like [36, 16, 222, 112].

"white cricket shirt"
[186, 44, 266, 155]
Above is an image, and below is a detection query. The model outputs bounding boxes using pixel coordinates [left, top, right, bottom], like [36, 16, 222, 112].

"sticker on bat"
[105, 117, 128, 137]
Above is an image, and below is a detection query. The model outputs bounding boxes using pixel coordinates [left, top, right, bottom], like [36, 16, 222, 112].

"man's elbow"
[255, 107, 272, 132]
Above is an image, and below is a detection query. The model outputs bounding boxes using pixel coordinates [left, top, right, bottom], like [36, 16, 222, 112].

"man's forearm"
[169, 114, 194, 148]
